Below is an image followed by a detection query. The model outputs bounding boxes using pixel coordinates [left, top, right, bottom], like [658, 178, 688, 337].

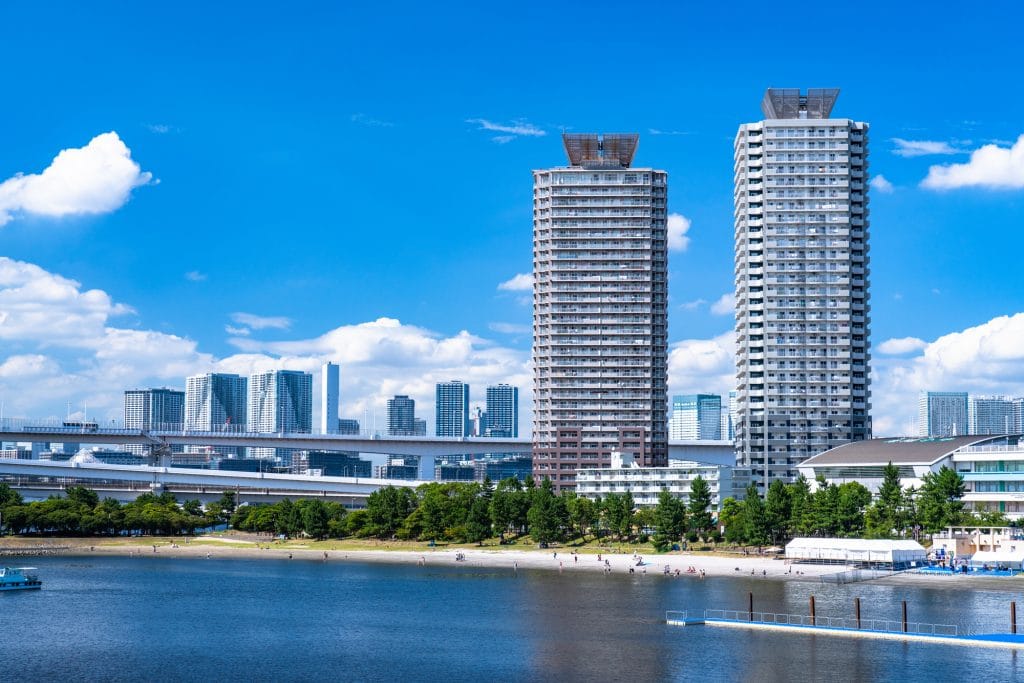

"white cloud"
[466, 118, 546, 137]
[0, 132, 152, 227]
[891, 138, 964, 157]
[870, 175, 894, 193]
[872, 313, 1024, 435]
[710, 292, 735, 316]
[648, 128, 691, 136]
[667, 213, 691, 252]
[497, 273, 533, 292]
[184, 271, 207, 282]
[146, 124, 174, 134]
[877, 337, 927, 355]
[225, 325, 251, 336]
[491, 135, 515, 145]
[350, 113, 394, 128]
[229, 312, 292, 330]
[0, 257, 533, 433]
[0, 354, 59, 378]
[921, 135, 1024, 190]
[679, 298, 708, 311]
[668, 331, 735, 397]
[488, 322, 530, 335]
[0, 257, 212, 420]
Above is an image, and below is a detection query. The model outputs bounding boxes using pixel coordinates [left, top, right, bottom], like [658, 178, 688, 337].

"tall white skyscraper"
[669, 394, 722, 440]
[734, 89, 871, 492]
[918, 391, 968, 437]
[124, 388, 186, 457]
[185, 373, 247, 457]
[533, 133, 668, 491]
[320, 362, 339, 434]
[247, 370, 312, 464]
[969, 395, 1019, 435]
[436, 381, 470, 437]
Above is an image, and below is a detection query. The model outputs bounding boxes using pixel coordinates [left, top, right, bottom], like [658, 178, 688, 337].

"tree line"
[0, 464, 1002, 546]
[717, 464, 1004, 546]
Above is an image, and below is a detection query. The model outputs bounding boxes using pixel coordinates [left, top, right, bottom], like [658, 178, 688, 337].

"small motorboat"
[0, 567, 42, 591]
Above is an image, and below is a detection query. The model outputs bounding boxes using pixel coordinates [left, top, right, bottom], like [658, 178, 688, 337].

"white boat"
[0, 567, 42, 591]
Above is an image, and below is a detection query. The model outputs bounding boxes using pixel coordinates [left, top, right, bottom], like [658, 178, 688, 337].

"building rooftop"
[562, 133, 639, 168]
[801, 435, 1006, 467]
[761, 88, 840, 119]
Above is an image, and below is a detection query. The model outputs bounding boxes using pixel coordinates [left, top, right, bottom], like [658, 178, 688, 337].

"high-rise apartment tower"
[918, 391, 969, 437]
[436, 381, 470, 437]
[247, 370, 312, 464]
[485, 384, 519, 437]
[533, 133, 669, 491]
[185, 373, 248, 457]
[734, 89, 871, 492]
[320, 362, 340, 434]
[387, 395, 416, 436]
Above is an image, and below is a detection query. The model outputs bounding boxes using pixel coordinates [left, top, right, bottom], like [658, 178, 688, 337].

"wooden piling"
[748, 592, 753, 622]
[1013, 601, 1017, 635]
[902, 600, 908, 633]
[855, 597, 861, 629]
[810, 595, 816, 626]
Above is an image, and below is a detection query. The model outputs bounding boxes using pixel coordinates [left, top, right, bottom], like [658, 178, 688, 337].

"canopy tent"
[785, 538, 927, 568]
[969, 550, 1024, 570]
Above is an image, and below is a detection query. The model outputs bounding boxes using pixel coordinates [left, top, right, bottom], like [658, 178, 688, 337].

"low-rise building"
[576, 452, 744, 509]
[800, 434, 1024, 520]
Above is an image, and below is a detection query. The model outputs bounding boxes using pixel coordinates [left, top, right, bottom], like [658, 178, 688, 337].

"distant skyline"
[2, 3, 1024, 436]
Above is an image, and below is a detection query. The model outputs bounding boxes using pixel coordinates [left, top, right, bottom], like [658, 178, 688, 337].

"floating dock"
[667, 608, 1024, 650]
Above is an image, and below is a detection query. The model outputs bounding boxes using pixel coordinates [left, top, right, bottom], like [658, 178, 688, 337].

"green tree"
[565, 493, 597, 541]
[65, 486, 100, 509]
[917, 466, 967, 533]
[742, 483, 770, 546]
[652, 488, 686, 551]
[302, 499, 331, 540]
[836, 482, 872, 537]
[365, 486, 416, 538]
[0, 482, 23, 508]
[719, 497, 745, 544]
[865, 462, 907, 538]
[465, 495, 492, 545]
[687, 476, 714, 540]
[787, 476, 812, 536]
[528, 478, 561, 544]
[764, 479, 792, 543]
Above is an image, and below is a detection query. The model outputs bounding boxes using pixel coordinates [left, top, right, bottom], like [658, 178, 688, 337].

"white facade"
[734, 88, 871, 493]
[320, 362, 340, 434]
[969, 395, 1021, 435]
[669, 394, 722, 440]
[247, 370, 313, 463]
[576, 457, 745, 509]
[953, 438, 1024, 519]
[918, 391, 968, 437]
[785, 537, 925, 567]
[532, 133, 669, 492]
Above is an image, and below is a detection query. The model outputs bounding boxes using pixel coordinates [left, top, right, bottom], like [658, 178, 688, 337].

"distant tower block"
[321, 362, 340, 434]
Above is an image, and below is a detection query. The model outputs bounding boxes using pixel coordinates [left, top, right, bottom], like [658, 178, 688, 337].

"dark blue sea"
[5, 556, 1024, 681]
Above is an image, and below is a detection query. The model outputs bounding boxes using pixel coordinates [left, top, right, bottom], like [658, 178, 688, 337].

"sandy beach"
[6, 537, 1024, 590]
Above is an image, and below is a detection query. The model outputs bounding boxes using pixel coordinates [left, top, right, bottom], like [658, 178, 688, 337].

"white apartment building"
[532, 133, 668, 492]
[576, 452, 746, 509]
[918, 391, 968, 437]
[734, 88, 871, 493]
[247, 370, 312, 464]
[185, 372, 248, 458]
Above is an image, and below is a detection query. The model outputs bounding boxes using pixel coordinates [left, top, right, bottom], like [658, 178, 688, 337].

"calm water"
[5, 556, 1024, 682]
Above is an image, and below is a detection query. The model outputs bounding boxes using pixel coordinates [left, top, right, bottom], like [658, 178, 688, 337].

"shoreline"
[5, 537, 1024, 591]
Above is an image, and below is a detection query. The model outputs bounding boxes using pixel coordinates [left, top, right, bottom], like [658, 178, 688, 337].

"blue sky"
[2, 2, 1023, 435]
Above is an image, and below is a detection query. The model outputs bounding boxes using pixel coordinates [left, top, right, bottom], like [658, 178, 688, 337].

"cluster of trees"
[0, 484, 238, 536]
[717, 465, 1003, 545]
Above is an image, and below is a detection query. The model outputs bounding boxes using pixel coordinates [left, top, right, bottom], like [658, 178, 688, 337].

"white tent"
[969, 550, 1024, 570]
[785, 538, 927, 568]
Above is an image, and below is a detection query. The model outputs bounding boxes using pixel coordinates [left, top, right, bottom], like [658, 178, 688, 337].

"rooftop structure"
[561, 133, 639, 168]
[761, 88, 840, 119]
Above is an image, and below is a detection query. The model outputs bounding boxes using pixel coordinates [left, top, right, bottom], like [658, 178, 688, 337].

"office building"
[918, 391, 969, 437]
[247, 370, 313, 464]
[337, 418, 361, 435]
[124, 388, 185, 430]
[485, 384, 519, 437]
[969, 395, 1021, 435]
[298, 451, 371, 478]
[124, 388, 185, 456]
[387, 395, 416, 436]
[320, 362, 340, 434]
[473, 455, 533, 483]
[413, 418, 427, 436]
[185, 373, 247, 457]
[669, 394, 722, 440]
[532, 133, 669, 491]
[375, 457, 421, 480]
[734, 88, 871, 492]
[471, 407, 487, 437]
[436, 381, 470, 437]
